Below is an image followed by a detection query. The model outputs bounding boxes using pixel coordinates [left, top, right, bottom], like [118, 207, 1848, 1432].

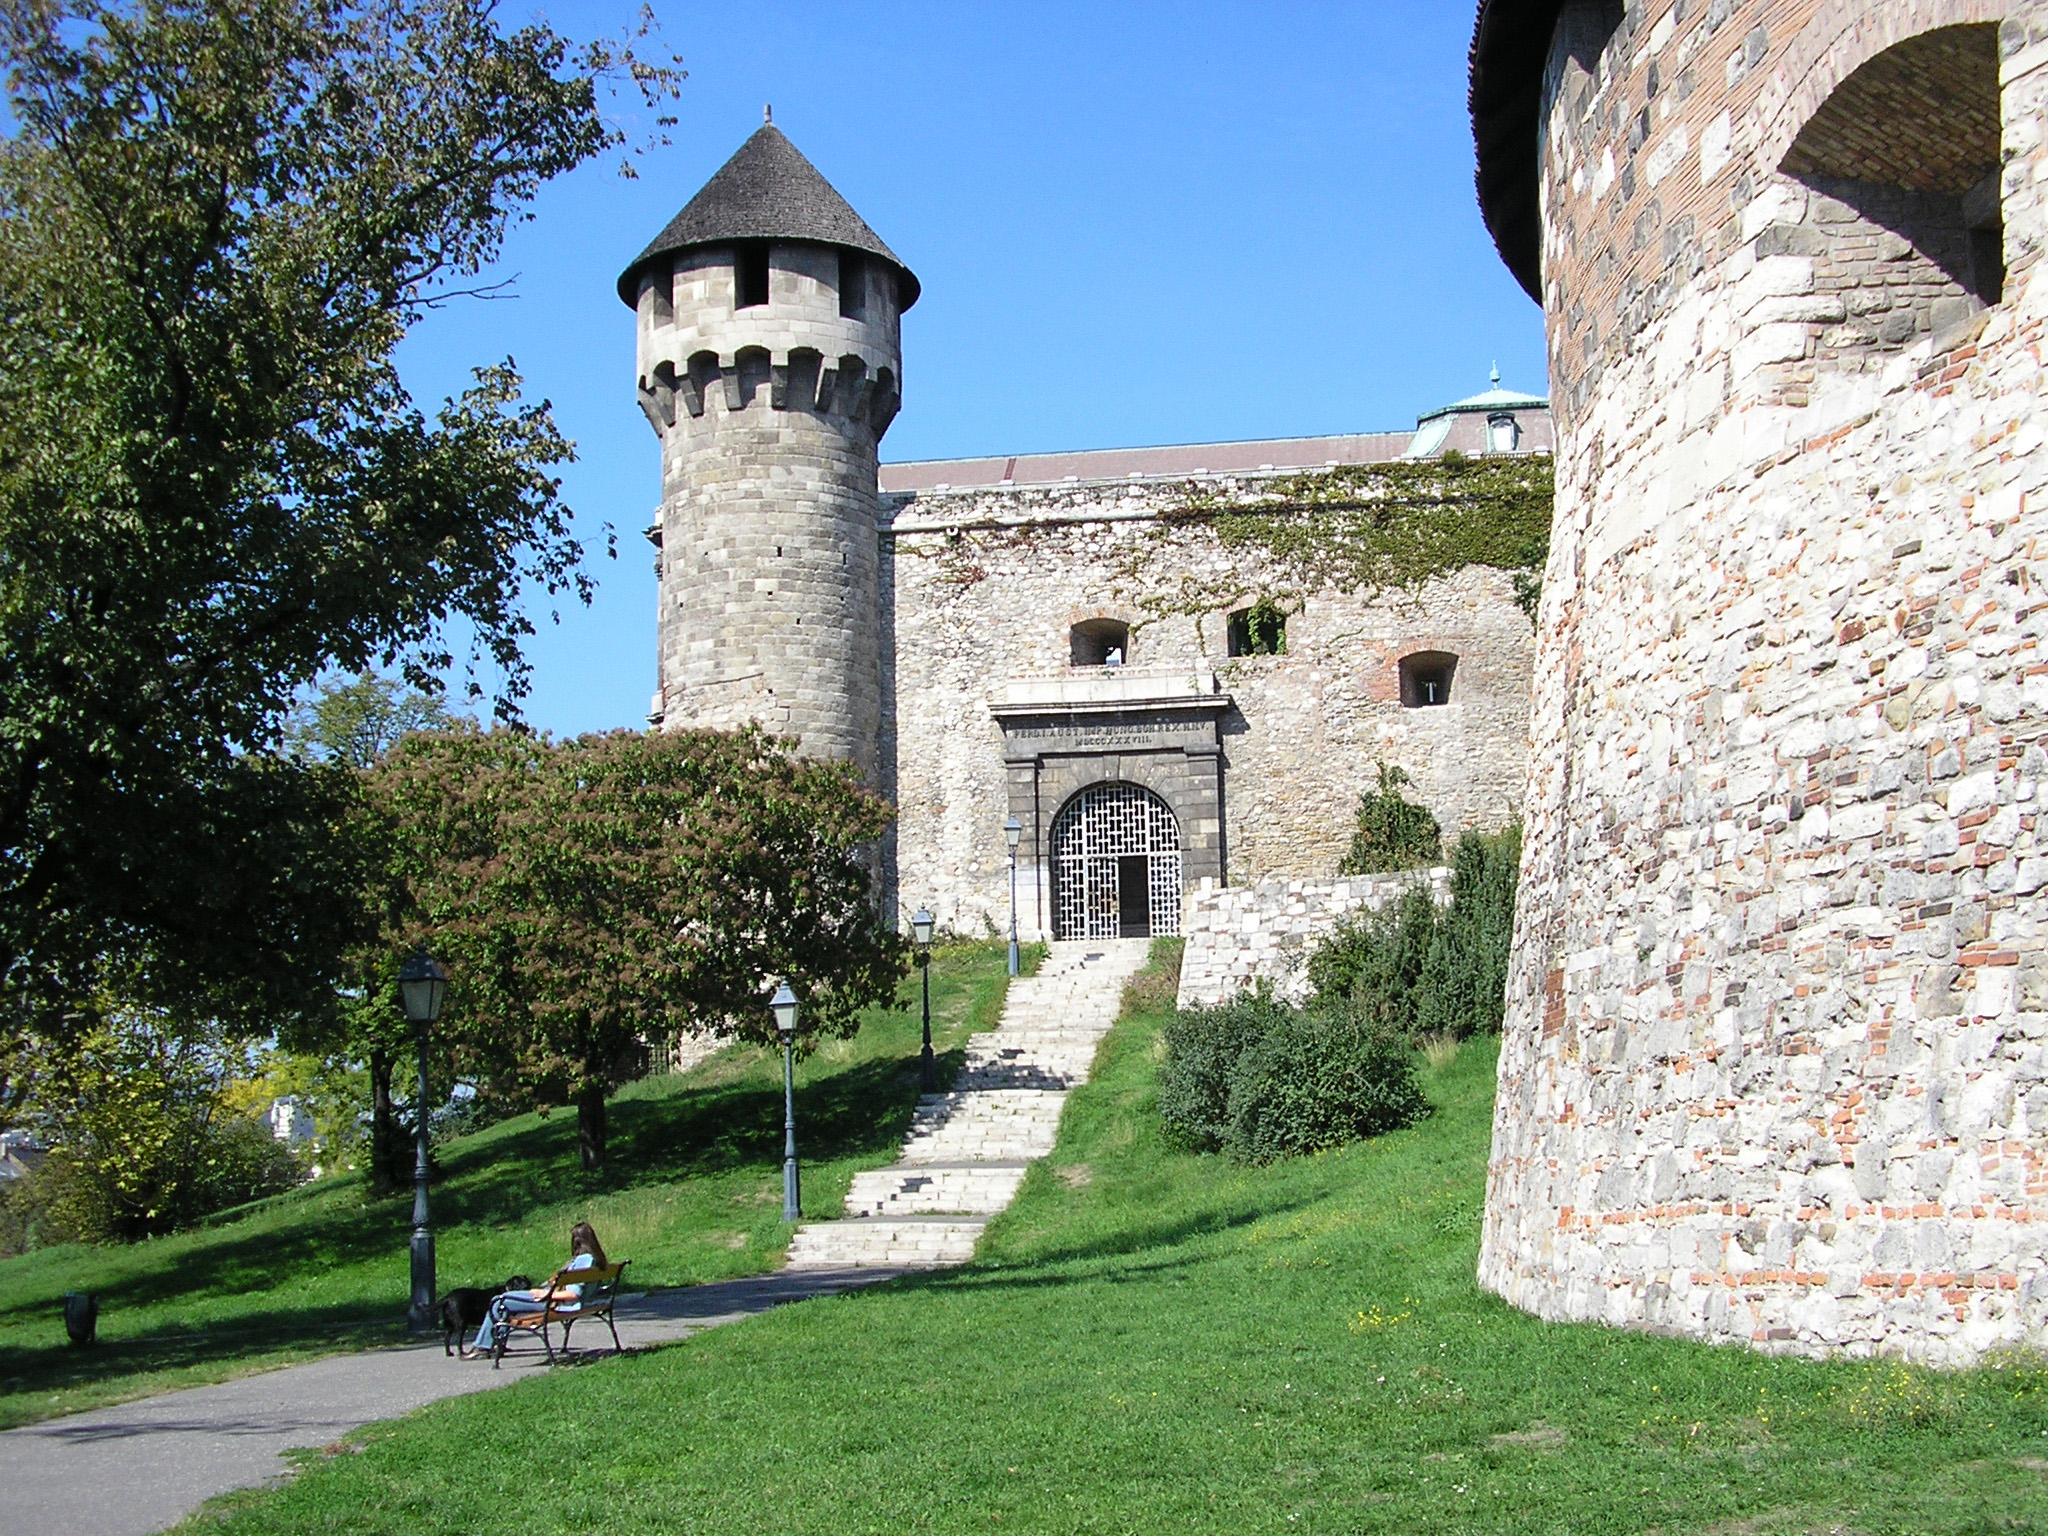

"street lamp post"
[397, 950, 449, 1332]
[912, 907, 935, 1092]
[771, 981, 801, 1222]
[1004, 816, 1023, 976]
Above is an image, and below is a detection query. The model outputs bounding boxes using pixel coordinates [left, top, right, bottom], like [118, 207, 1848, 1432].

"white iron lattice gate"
[1050, 784, 1182, 940]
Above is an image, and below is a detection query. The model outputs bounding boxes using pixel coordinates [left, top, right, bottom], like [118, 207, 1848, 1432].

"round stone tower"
[618, 119, 917, 774]
[1471, 0, 2048, 1363]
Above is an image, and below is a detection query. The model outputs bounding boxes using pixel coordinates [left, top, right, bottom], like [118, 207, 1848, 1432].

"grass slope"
[0, 942, 1021, 1429]
[188, 942, 2048, 1536]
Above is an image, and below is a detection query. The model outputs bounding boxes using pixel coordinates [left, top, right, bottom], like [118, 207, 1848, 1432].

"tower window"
[1780, 24, 2003, 346]
[1071, 619, 1129, 668]
[735, 243, 770, 309]
[1399, 651, 1457, 707]
[838, 252, 865, 318]
[1227, 600, 1287, 657]
[1487, 413, 1519, 454]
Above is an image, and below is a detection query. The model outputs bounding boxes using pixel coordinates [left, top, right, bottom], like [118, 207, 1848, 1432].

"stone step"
[778, 939, 1149, 1277]
[845, 1163, 1029, 1216]
[898, 1089, 1068, 1164]
[784, 1217, 988, 1270]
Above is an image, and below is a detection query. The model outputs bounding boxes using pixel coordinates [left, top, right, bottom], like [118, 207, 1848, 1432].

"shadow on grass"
[0, 1046, 945, 1408]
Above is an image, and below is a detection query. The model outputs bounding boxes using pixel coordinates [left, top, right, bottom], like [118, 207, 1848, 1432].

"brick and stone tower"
[1471, 0, 2048, 1363]
[618, 118, 917, 774]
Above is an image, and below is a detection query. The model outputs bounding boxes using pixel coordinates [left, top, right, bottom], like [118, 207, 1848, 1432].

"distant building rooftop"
[879, 431, 1415, 494]
[880, 373, 1551, 493]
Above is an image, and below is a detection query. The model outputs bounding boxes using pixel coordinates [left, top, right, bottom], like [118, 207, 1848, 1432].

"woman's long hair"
[570, 1220, 608, 1269]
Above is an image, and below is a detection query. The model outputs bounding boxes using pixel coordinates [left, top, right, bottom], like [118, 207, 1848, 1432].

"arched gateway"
[1050, 783, 1182, 940]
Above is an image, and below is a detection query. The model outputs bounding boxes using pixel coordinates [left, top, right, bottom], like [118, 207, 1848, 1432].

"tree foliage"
[364, 726, 907, 1169]
[287, 673, 458, 772]
[1337, 762, 1442, 875]
[1309, 825, 1523, 1040]
[0, 0, 679, 1122]
[0, 1011, 300, 1249]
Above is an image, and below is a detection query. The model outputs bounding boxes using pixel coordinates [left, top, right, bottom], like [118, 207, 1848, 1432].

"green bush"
[1305, 884, 1442, 1025]
[1155, 985, 1292, 1154]
[1309, 825, 1522, 1039]
[1222, 1006, 1427, 1164]
[1337, 763, 1442, 874]
[1413, 825, 1520, 1038]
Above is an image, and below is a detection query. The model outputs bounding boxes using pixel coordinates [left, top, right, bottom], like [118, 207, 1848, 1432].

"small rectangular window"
[735, 244, 770, 309]
[838, 253, 864, 318]
[1227, 601, 1286, 657]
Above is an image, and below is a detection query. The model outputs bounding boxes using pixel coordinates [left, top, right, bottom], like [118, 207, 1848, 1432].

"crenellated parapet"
[637, 343, 900, 439]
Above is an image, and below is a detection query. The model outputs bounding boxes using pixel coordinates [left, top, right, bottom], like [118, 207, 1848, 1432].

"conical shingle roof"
[616, 124, 920, 309]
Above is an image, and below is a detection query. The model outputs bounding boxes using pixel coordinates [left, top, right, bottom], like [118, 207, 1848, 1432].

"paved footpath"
[0, 1268, 898, 1536]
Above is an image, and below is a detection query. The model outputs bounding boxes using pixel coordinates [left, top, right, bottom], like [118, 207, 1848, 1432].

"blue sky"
[398, 1, 1546, 736]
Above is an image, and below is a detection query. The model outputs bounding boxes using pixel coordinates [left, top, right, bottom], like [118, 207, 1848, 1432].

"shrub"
[1338, 763, 1442, 874]
[1309, 824, 1523, 1039]
[1155, 985, 1293, 1154]
[1222, 1006, 1428, 1164]
[1305, 883, 1441, 1025]
[1412, 825, 1521, 1038]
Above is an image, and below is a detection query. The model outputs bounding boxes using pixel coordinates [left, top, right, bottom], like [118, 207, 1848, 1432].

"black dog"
[440, 1275, 532, 1356]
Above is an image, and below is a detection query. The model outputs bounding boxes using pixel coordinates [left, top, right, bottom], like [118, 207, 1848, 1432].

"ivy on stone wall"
[1142, 454, 1553, 624]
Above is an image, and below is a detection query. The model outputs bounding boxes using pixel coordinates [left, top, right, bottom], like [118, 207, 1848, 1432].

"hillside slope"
[0, 943, 1017, 1428]
[189, 945, 2048, 1536]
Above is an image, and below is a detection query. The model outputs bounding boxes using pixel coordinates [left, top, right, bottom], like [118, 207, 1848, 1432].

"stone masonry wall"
[880, 476, 1535, 938]
[639, 241, 902, 776]
[1483, 0, 2048, 1365]
[1176, 869, 1452, 1009]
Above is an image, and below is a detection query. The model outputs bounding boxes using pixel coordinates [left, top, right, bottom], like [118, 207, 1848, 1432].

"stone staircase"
[783, 939, 1150, 1272]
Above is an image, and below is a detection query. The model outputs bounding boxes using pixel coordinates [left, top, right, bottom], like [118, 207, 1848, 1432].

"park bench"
[489, 1260, 629, 1368]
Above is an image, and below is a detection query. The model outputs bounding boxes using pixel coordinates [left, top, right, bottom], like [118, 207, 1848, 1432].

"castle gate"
[988, 677, 1228, 941]
[1050, 784, 1182, 940]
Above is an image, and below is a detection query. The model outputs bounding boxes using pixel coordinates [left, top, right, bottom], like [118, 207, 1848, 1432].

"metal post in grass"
[398, 949, 449, 1332]
[912, 907, 936, 1093]
[771, 980, 801, 1222]
[1004, 815, 1023, 975]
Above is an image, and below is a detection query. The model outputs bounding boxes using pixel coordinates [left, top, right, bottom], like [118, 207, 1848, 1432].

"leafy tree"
[366, 726, 908, 1170]
[279, 671, 459, 1190]
[3, 1010, 299, 1246]
[0, 0, 679, 1126]
[1337, 762, 1443, 875]
[287, 673, 458, 772]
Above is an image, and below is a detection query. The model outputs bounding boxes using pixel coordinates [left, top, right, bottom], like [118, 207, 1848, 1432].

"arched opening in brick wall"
[1779, 23, 2004, 356]
[1542, 0, 1624, 129]
[1050, 783, 1181, 940]
[1070, 619, 1129, 667]
[1399, 651, 1458, 708]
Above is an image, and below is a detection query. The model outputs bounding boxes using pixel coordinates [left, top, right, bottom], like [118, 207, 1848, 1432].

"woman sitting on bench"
[464, 1221, 608, 1359]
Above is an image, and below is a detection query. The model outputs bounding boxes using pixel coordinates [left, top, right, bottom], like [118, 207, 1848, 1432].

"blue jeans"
[473, 1292, 545, 1353]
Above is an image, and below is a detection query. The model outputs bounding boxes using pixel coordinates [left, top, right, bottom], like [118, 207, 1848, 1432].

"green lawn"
[185, 941, 2048, 1536]
[0, 941, 1023, 1429]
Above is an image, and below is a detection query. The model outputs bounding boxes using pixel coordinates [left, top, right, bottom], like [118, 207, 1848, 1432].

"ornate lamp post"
[1004, 816, 1023, 975]
[912, 907, 936, 1092]
[771, 981, 801, 1222]
[397, 949, 449, 1331]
